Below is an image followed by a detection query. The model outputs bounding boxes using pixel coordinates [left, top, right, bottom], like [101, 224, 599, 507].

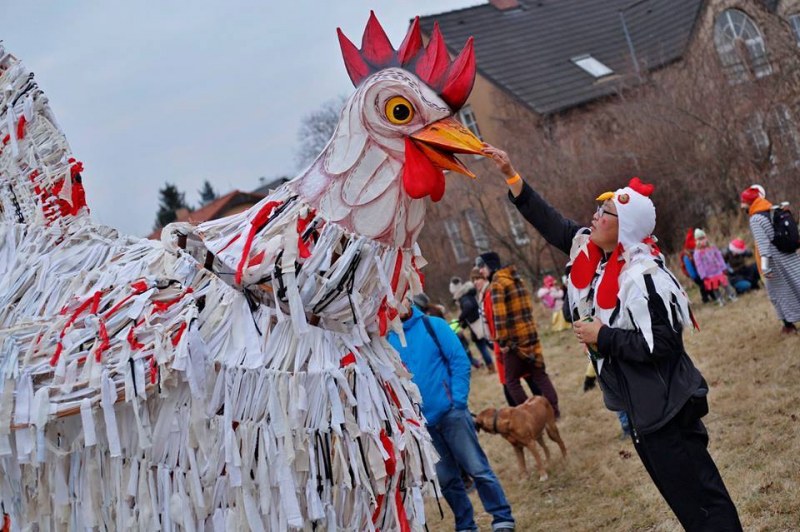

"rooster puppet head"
[294, 13, 483, 247]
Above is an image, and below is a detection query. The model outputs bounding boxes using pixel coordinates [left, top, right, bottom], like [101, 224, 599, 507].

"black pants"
[633, 400, 742, 531]
[503, 351, 560, 417]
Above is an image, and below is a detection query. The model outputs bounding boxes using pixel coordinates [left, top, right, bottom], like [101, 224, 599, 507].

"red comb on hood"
[628, 177, 654, 197]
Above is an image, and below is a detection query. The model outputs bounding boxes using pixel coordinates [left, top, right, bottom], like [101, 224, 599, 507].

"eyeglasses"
[596, 205, 618, 218]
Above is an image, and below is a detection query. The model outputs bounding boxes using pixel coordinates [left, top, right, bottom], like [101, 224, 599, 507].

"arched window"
[790, 14, 800, 46]
[714, 9, 772, 82]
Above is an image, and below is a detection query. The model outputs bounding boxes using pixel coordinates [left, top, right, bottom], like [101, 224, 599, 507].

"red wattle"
[402, 138, 445, 201]
[569, 240, 603, 289]
[597, 243, 625, 309]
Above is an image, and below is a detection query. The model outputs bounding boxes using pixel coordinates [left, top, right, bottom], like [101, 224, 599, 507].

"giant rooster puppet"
[0, 13, 482, 531]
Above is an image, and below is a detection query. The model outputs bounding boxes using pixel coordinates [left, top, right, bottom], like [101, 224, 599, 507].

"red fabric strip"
[340, 352, 356, 368]
[380, 429, 397, 476]
[149, 356, 158, 384]
[49, 343, 63, 367]
[394, 488, 411, 532]
[171, 322, 188, 347]
[371, 493, 385, 526]
[16, 115, 26, 139]
[95, 320, 110, 363]
[235, 200, 282, 285]
[127, 326, 144, 350]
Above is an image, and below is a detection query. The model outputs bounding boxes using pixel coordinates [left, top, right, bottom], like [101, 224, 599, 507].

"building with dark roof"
[415, 0, 800, 303]
[421, 0, 705, 115]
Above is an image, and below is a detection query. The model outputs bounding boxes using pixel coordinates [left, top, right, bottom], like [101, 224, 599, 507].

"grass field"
[423, 286, 800, 531]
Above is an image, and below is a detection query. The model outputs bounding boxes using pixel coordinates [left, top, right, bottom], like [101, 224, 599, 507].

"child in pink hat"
[692, 229, 737, 305]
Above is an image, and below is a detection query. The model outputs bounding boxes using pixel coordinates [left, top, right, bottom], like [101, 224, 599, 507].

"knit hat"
[740, 184, 765, 205]
[683, 228, 696, 251]
[476, 251, 501, 272]
[411, 293, 430, 309]
[448, 277, 462, 296]
[694, 228, 706, 240]
[728, 238, 747, 254]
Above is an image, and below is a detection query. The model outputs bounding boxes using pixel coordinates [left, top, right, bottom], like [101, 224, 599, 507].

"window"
[714, 9, 772, 83]
[791, 14, 800, 46]
[774, 104, 800, 167]
[465, 208, 490, 252]
[458, 104, 482, 139]
[745, 112, 770, 158]
[444, 218, 469, 263]
[504, 201, 529, 245]
[571, 55, 613, 78]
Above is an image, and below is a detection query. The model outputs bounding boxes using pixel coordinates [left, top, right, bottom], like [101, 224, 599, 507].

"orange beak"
[409, 117, 484, 178]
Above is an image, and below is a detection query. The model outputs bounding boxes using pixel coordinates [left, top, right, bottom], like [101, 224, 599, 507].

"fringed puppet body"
[0, 13, 483, 531]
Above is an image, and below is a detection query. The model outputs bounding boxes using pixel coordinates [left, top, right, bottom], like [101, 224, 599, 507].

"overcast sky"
[1, 1, 482, 236]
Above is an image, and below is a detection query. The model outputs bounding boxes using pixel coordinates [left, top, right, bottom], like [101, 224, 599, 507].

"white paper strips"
[0, 47, 438, 531]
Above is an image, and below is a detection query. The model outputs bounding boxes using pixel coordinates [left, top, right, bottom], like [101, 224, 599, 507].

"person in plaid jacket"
[477, 251, 560, 417]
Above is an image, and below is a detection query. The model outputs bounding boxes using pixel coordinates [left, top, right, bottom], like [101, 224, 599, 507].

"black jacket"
[455, 286, 480, 327]
[510, 183, 704, 435]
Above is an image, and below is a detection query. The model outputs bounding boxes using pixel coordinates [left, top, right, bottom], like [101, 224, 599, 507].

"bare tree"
[294, 95, 347, 170]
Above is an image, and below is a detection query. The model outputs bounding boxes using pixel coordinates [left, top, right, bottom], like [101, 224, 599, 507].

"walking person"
[474, 266, 541, 406]
[741, 185, 800, 334]
[483, 143, 742, 531]
[477, 251, 560, 417]
[451, 276, 496, 372]
[387, 300, 516, 532]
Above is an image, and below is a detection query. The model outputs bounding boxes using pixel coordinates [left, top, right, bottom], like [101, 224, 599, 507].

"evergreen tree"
[198, 180, 218, 205]
[154, 182, 190, 230]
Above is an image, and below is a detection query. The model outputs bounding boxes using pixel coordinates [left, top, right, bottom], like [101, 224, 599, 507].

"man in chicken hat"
[481, 145, 742, 531]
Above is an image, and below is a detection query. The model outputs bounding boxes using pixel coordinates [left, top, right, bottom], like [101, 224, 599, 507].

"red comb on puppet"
[628, 177, 655, 197]
[337, 12, 476, 111]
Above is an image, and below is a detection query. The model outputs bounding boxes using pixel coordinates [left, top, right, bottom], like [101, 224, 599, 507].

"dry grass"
[424, 288, 800, 531]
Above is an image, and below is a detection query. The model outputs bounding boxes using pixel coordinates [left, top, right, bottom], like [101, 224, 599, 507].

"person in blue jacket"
[388, 301, 515, 532]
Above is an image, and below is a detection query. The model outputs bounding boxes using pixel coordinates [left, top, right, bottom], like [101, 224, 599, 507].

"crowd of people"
[387, 140, 800, 531]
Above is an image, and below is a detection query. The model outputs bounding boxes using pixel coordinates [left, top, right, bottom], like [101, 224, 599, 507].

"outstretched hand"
[481, 143, 517, 178]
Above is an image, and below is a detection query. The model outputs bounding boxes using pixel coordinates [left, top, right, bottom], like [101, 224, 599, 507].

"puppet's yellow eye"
[385, 96, 415, 125]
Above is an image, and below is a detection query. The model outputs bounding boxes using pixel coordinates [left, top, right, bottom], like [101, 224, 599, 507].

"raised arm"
[482, 144, 581, 254]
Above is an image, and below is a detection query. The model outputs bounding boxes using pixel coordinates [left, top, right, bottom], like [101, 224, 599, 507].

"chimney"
[489, 0, 520, 10]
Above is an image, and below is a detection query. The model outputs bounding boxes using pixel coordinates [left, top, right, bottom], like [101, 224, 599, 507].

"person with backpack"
[451, 276, 497, 372]
[741, 185, 800, 334]
[387, 298, 516, 532]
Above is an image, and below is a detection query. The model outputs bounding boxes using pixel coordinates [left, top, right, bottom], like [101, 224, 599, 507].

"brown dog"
[474, 396, 567, 481]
